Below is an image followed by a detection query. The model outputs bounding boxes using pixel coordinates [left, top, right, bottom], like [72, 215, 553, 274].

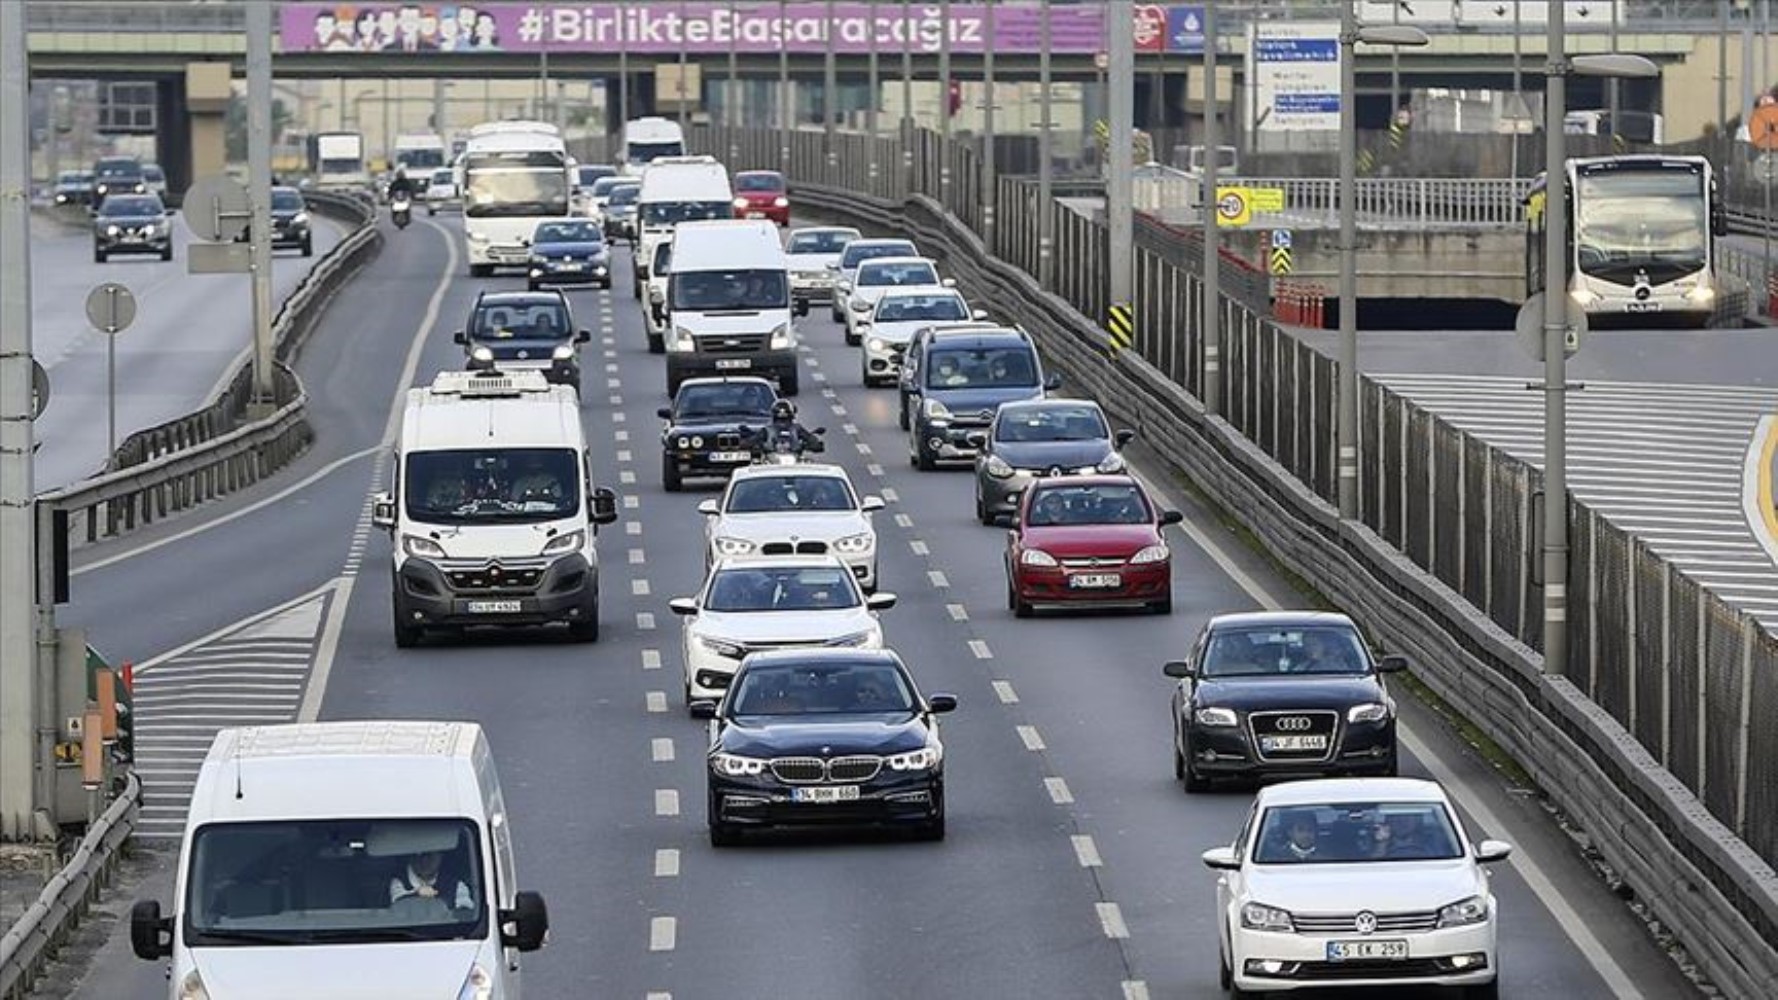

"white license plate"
[791, 785, 860, 804]
[745, 210, 767, 219]
[558, 263, 583, 271]
[714, 358, 752, 370]
[709, 450, 752, 462]
[1327, 939, 1408, 961]
[465, 600, 522, 614]
[1624, 301, 1663, 312]
[1261, 734, 1329, 752]
[1069, 573, 1122, 589]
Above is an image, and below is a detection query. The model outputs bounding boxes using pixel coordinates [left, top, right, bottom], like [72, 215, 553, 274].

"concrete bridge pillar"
[184, 62, 231, 188]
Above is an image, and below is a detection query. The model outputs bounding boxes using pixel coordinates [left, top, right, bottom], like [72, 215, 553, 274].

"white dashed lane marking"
[909, 540, 930, 556]
[649, 916, 677, 952]
[645, 691, 667, 713]
[947, 603, 968, 621]
[1096, 903, 1130, 939]
[615, 429, 629, 442]
[968, 639, 992, 659]
[867, 463, 885, 477]
[842, 423, 859, 435]
[620, 471, 638, 484]
[654, 850, 680, 878]
[629, 548, 646, 564]
[991, 680, 1018, 703]
[641, 649, 662, 670]
[651, 737, 675, 762]
[1122, 982, 1151, 1000]
[927, 570, 949, 588]
[654, 789, 680, 817]
[631, 578, 651, 596]
[880, 487, 899, 502]
[1072, 835, 1104, 867]
[637, 612, 656, 631]
[608, 394, 623, 406]
[1045, 777, 1073, 804]
[1017, 725, 1046, 751]
[617, 449, 633, 463]
[894, 513, 914, 529]
[626, 521, 643, 536]
[855, 441, 872, 455]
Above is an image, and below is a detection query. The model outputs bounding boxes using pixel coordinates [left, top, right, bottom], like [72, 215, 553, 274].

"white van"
[370, 370, 618, 647]
[129, 720, 550, 1000]
[662, 219, 800, 397]
[618, 116, 686, 176]
[643, 237, 673, 354]
[633, 155, 732, 299]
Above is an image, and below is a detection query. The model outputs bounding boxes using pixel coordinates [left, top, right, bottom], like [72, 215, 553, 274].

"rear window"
[858, 261, 937, 287]
[788, 230, 857, 254]
[607, 185, 640, 206]
[735, 172, 785, 192]
[841, 241, 916, 268]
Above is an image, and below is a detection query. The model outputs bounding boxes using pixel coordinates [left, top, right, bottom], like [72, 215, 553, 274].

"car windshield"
[95, 161, 140, 180]
[59, 172, 91, 185]
[576, 166, 615, 186]
[626, 140, 684, 164]
[789, 230, 857, 254]
[184, 818, 486, 945]
[431, 169, 454, 185]
[704, 565, 860, 613]
[996, 405, 1108, 443]
[143, 165, 165, 183]
[858, 262, 938, 287]
[534, 221, 602, 244]
[404, 448, 579, 523]
[729, 661, 915, 716]
[725, 474, 855, 513]
[675, 381, 775, 419]
[462, 164, 569, 218]
[471, 301, 572, 340]
[840, 242, 916, 268]
[641, 200, 733, 225]
[1251, 803, 1463, 865]
[876, 294, 966, 323]
[98, 196, 160, 217]
[1025, 483, 1150, 526]
[606, 185, 640, 206]
[670, 269, 788, 311]
[1198, 625, 1372, 678]
[735, 172, 785, 193]
[271, 189, 305, 211]
[591, 177, 625, 197]
[924, 346, 1037, 389]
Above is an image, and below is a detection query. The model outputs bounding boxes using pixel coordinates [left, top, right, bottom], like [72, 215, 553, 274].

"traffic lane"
[798, 308, 1684, 998]
[32, 216, 349, 490]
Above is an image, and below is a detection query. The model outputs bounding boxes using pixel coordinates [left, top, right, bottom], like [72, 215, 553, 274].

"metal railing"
[1128, 174, 1530, 229]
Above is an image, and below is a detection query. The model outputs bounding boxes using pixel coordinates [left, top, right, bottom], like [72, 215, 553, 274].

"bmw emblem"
[1354, 911, 1377, 935]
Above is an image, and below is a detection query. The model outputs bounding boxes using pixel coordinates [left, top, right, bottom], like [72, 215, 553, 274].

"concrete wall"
[1221, 227, 1525, 302]
[1662, 31, 1778, 141]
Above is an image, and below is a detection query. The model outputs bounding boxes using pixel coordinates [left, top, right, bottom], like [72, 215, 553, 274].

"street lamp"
[1537, 10, 1659, 679]
[1335, 11, 1429, 519]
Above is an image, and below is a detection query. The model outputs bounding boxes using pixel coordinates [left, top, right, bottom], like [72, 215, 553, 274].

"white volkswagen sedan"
[669, 556, 895, 703]
[840, 257, 954, 346]
[698, 464, 885, 590]
[857, 288, 985, 387]
[1201, 778, 1510, 998]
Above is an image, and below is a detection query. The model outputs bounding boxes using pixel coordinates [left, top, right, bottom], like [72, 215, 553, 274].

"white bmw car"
[669, 555, 895, 703]
[1201, 777, 1510, 998]
[698, 463, 885, 590]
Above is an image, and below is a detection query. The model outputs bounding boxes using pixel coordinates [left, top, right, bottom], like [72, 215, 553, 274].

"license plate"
[1327, 939, 1408, 961]
[791, 785, 860, 804]
[714, 358, 752, 370]
[709, 450, 751, 462]
[1260, 734, 1329, 752]
[1069, 573, 1122, 589]
[1624, 301, 1662, 312]
[558, 263, 583, 271]
[745, 210, 767, 219]
[465, 600, 522, 614]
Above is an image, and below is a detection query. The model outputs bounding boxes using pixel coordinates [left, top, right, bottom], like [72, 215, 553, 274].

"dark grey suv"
[968, 399, 1134, 525]
[901, 327, 1059, 471]
[92, 194, 172, 263]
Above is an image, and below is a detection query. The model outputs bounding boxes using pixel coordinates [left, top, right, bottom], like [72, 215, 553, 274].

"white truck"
[309, 131, 368, 192]
[393, 132, 448, 192]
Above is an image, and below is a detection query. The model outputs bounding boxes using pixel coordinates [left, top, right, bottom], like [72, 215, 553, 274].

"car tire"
[844, 326, 861, 347]
[830, 305, 844, 323]
[646, 331, 664, 355]
[393, 591, 421, 649]
[632, 276, 643, 300]
[567, 588, 600, 642]
[1009, 576, 1033, 619]
[975, 491, 993, 526]
[1183, 738, 1211, 793]
[709, 821, 743, 848]
[427, 205, 436, 216]
[302, 236, 314, 256]
[93, 248, 106, 264]
[1173, 740, 1187, 781]
[470, 264, 492, 278]
[779, 371, 799, 397]
[160, 245, 173, 262]
[663, 455, 683, 492]
[1377, 749, 1400, 778]
[666, 373, 683, 397]
[1466, 977, 1500, 1000]
[915, 796, 946, 842]
[914, 434, 936, 472]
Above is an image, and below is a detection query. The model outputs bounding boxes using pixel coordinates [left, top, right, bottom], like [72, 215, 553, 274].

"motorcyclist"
[386, 165, 416, 205]
[747, 400, 824, 458]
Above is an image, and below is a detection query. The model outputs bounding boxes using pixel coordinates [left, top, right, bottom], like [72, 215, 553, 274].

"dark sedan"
[970, 399, 1135, 525]
[527, 219, 612, 291]
[1163, 611, 1404, 792]
[234, 186, 314, 256]
[692, 648, 956, 846]
[92, 194, 172, 262]
[52, 170, 94, 208]
[601, 183, 640, 244]
[657, 376, 779, 491]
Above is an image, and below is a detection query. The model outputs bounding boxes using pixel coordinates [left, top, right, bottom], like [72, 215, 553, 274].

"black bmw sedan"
[657, 376, 779, 491]
[1162, 611, 1403, 792]
[692, 648, 956, 845]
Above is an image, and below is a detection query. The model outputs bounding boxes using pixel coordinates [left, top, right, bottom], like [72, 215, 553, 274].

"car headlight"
[467, 230, 491, 243]
[1019, 548, 1057, 567]
[1128, 544, 1169, 565]
[985, 455, 1013, 478]
[1569, 287, 1599, 307]
[529, 267, 544, 277]
[773, 196, 789, 208]
[404, 534, 446, 559]
[105, 225, 120, 236]
[541, 530, 584, 557]
[671, 326, 695, 349]
[689, 435, 704, 448]
[456, 962, 493, 1000]
[552, 344, 575, 361]
[733, 197, 750, 209]
[291, 211, 310, 225]
[1436, 895, 1488, 929]
[867, 336, 887, 352]
[711, 752, 767, 776]
[923, 398, 952, 420]
[712, 536, 755, 556]
[1241, 902, 1295, 933]
[55, 193, 66, 203]
[825, 627, 878, 648]
[176, 969, 212, 1000]
[832, 532, 875, 554]
[96, 183, 109, 195]
[470, 345, 495, 364]
[1096, 453, 1127, 473]
[1194, 706, 1238, 727]
[1348, 701, 1391, 724]
[768, 322, 793, 350]
[697, 635, 746, 659]
[1685, 284, 1716, 302]
[887, 745, 941, 770]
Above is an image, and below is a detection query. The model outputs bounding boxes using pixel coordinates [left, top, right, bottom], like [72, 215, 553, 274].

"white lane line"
[651, 737, 675, 762]
[927, 570, 949, 588]
[1045, 778, 1074, 804]
[1096, 903, 1130, 939]
[620, 470, 638, 484]
[646, 992, 672, 1000]
[991, 680, 1018, 704]
[894, 513, 914, 529]
[654, 789, 680, 817]
[626, 521, 643, 535]
[613, 411, 626, 423]
[624, 494, 641, 508]
[615, 429, 630, 442]
[631, 578, 651, 596]
[608, 394, 624, 405]
[1016, 725, 1046, 751]
[1122, 982, 1151, 1000]
[629, 548, 646, 564]
[654, 850, 679, 878]
[617, 449, 633, 463]
[1071, 835, 1104, 867]
[881, 487, 899, 502]
[947, 603, 968, 621]
[641, 649, 662, 670]
[855, 441, 873, 455]
[867, 463, 885, 477]
[649, 916, 677, 952]
[605, 362, 619, 373]
[968, 639, 993, 660]
[831, 403, 847, 416]
[645, 691, 667, 713]
[910, 540, 930, 556]
[821, 388, 836, 399]
[637, 612, 657, 631]
[842, 423, 859, 435]
[812, 371, 828, 383]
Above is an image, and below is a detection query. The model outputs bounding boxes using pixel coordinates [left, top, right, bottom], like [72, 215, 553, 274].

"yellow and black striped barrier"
[1107, 303, 1133, 359]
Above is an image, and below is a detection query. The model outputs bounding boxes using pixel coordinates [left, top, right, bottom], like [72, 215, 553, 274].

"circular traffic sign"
[1217, 191, 1247, 222]
[182, 173, 251, 242]
[84, 282, 137, 335]
[31, 360, 49, 420]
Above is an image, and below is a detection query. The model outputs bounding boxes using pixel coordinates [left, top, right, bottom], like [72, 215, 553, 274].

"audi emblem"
[1354, 911, 1377, 935]
[1274, 716, 1313, 732]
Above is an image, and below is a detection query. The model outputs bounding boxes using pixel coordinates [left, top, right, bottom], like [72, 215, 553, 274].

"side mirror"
[1376, 653, 1409, 673]
[1162, 659, 1195, 679]
[688, 699, 719, 719]
[866, 592, 898, 611]
[500, 890, 550, 952]
[927, 693, 959, 714]
[941, 277, 958, 288]
[860, 495, 886, 512]
[794, 299, 809, 317]
[971, 309, 988, 320]
[576, 328, 592, 343]
[825, 261, 840, 271]
[370, 492, 396, 530]
[129, 900, 173, 960]
[1114, 428, 1137, 449]
[590, 486, 619, 526]
[1043, 373, 1063, 391]
[452, 330, 467, 345]
[1159, 510, 1184, 526]
[697, 499, 720, 516]
[1201, 847, 1240, 872]
[656, 406, 674, 420]
[668, 597, 699, 616]
[963, 431, 987, 449]
[1474, 839, 1514, 864]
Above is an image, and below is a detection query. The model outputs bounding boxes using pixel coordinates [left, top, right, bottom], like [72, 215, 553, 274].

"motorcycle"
[391, 195, 412, 230]
[739, 423, 825, 465]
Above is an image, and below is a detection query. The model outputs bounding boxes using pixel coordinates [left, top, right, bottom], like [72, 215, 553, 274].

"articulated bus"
[458, 121, 572, 278]
[1525, 155, 1728, 329]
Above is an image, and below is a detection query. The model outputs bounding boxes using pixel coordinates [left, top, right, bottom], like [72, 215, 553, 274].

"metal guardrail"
[0, 774, 139, 1000]
[1132, 175, 1531, 229]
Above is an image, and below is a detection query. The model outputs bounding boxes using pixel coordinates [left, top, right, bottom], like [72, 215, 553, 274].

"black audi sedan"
[1162, 611, 1403, 792]
[692, 648, 956, 846]
[656, 376, 779, 491]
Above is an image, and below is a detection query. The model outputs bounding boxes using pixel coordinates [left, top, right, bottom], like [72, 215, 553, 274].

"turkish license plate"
[1069, 573, 1122, 589]
[1327, 939, 1408, 961]
[1261, 734, 1329, 752]
[465, 600, 522, 614]
[709, 450, 752, 463]
[714, 358, 752, 370]
[745, 210, 767, 219]
[791, 785, 860, 804]
[558, 263, 583, 271]
[1624, 301, 1662, 312]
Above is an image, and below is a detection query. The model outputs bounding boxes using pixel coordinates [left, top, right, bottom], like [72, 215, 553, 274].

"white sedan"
[669, 556, 895, 703]
[698, 463, 885, 590]
[857, 288, 984, 387]
[1202, 777, 1510, 998]
[840, 256, 953, 346]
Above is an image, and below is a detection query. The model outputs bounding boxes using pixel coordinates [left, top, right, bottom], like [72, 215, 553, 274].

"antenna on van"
[234, 731, 246, 800]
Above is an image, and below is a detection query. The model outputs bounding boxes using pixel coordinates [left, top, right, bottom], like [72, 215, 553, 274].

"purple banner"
[278, 3, 1118, 56]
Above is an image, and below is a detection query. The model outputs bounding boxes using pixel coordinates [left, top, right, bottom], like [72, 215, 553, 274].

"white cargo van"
[618, 116, 686, 176]
[662, 219, 800, 397]
[130, 721, 550, 1000]
[633, 155, 732, 299]
[370, 370, 618, 647]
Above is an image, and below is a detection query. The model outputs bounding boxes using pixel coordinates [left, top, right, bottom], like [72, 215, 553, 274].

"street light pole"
[1108, 0, 1133, 314]
[867, 0, 880, 192]
[248, 0, 276, 407]
[779, 0, 790, 175]
[728, 0, 740, 163]
[901, 0, 913, 183]
[1511, 2, 1522, 183]
[982, 0, 995, 250]
[1202, 1, 1221, 415]
[1542, 0, 1570, 677]
[1038, 0, 1052, 287]
[938, 0, 951, 207]
[824, 0, 838, 182]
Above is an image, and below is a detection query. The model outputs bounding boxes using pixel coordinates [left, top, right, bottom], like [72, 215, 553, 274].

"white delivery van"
[633, 155, 732, 299]
[662, 219, 800, 397]
[618, 116, 687, 176]
[369, 369, 618, 647]
[130, 720, 550, 1000]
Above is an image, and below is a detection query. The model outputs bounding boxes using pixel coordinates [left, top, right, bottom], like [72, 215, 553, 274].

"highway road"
[43, 216, 1702, 999]
[28, 209, 346, 491]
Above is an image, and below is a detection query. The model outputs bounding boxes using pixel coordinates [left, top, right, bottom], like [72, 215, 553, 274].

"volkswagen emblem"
[1274, 716, 1313, 732]
[516, 349, 529, 359]
[1354, 911, 1377, 935]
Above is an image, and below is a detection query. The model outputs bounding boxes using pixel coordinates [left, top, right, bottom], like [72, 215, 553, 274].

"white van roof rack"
[428, 370, 552, 398]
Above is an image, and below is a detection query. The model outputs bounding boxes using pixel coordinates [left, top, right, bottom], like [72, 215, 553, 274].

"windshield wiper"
[307, 926, 451, 943]
[190, 927, 314, 946]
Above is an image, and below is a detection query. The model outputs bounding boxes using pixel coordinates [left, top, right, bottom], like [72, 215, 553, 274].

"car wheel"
[393, 593, 421, 649]
[631, 277, 642, 300]
[662, 454, 683, 492]
[93, 248, 107, 264]
[915, 795, 946, 842]
[830, 306, 844, 323]
[302, 236, 314, 256]
[844, 325, 861, 347]
[914, 435, 936, 472]
[897, 395, 910, 430]
[646, 330, 664, 354]
[1183, 737, 1211, 794]
[1009, 576, 1033, 618]
[709, 821, 743, 848]
[779, 371, 799, 397]
[160, 245, 173, 262]
[1220, 947, 1234, 990]
[666, 373, 683, 397]
[975, 490, 993, 526]
[567, 589, 599, 642]
[1377, 749, 1400, 778]
[427, 205, 436, 216]
[1466, 976, 1500, 1000]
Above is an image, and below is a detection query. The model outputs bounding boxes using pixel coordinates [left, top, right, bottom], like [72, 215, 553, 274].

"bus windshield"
[1574, 169, 1706, 281]
[627, 140, 684, 164]
[463, 170, 568, 218]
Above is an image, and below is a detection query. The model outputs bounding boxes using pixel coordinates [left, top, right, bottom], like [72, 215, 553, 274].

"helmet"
[771, 400, 796, 422]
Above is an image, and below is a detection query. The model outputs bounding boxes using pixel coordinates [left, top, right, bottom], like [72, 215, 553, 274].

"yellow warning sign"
[1107, 303, 1134, 358]
[1215, 186, 1285, 228]
[1269, 246, 1293, 276]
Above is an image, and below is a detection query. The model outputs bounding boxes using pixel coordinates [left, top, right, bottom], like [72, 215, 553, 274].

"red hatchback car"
[733, 170, 790, 226]
[1004, 476, 1182, 617]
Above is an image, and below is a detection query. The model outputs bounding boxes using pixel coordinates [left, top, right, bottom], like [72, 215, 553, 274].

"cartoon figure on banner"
[473, 9, 501, 50]
[394, 5, 436, 51]
[437, 6, 461, 51]
[376, 8, 399, 49]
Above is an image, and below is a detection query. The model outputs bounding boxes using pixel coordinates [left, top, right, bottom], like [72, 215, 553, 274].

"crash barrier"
[0, 774, 139, 1000]
[38, 189, 382, 545]
[710, 121, 1778, 997]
